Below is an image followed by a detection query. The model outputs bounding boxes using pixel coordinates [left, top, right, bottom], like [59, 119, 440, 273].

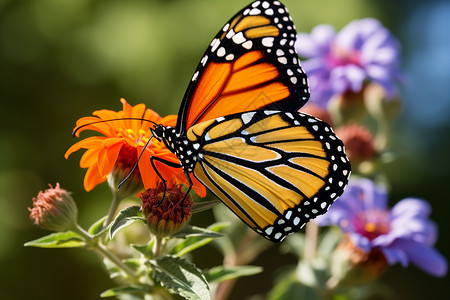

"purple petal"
[364, 47, 399, 66]
[343, 65, 367, 92]
[381, 246, 409, 267]
[336, 19, 383, 51]
[349, 233, 372, 252]
[391, 198, 432, 219]
[390, 239, 448, 277]
[316, 210, 356, 233]
[301, 58, 328, 74]
[296, 24, 336, 58]
[365, 63, 390, 78]
[372, 232, 398, 247]
[390, 218, 438, 245]
[355, 178, 388, 211]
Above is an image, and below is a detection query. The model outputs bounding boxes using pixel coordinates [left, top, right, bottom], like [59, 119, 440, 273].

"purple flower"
[316, 178, 448, 277]
[296, 19, 401, 108]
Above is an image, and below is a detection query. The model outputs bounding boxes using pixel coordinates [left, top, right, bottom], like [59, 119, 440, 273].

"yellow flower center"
[364, 222, 376, 233]
[120, 128, 151, 146]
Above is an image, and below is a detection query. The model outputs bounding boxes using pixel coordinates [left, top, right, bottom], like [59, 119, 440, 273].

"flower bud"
[335, 123, 376, 164]
[107, 144, 144, 200]
[141, 183, 192, 238]
[364, 83, 402, 121]
[29, 183, 78, 232]
[328, 89, 367, 125]
[329, 236, 387, 287]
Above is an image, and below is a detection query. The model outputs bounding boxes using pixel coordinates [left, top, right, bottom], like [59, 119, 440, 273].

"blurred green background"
[1, 0, 449, 299]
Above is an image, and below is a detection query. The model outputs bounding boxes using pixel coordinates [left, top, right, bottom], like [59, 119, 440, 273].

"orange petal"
[97, 139, 125, 177]
[80, 147, 101, 168]
[138, 148, 158, 189]
[65, 136, 107, 159]
[84, 164, 106, 191]
[74, 116, 115, 137]
[160, 114, 178, 127]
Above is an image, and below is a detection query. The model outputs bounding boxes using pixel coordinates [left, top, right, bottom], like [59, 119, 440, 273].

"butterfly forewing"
[187, 111, 351, 242]
[176, 0, 309, 135]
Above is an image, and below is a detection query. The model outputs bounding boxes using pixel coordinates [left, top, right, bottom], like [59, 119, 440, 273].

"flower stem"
[304, 221, 318, 261]
[153, 236, 163, 257]
[74, 224, 138, 281]
[104, 192, 121, 227]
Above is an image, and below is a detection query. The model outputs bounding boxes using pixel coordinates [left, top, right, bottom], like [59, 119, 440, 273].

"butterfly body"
[150, 0, 351, 242]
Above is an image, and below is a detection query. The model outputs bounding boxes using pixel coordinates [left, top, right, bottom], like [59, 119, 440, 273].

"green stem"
[74, 224, 139, 281]
[104, 192, 122, 227]
[153, 236, 163, 258]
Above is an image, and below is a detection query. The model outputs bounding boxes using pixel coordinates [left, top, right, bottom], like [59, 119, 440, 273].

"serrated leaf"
[88, 216, 108, 236]
[171, 225, 223, 239]
[191, 200, 220, 213]
[110, 206, 145, 239]
[204, 265, 263, 284]
[24, 231, 85, 248]
[100, 285, 153, 297]
[170, 222, 228, 257]
[149, 255, 210, 300]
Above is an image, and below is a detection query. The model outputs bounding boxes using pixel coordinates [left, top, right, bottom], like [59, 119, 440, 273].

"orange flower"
[65, 99, 206, 197]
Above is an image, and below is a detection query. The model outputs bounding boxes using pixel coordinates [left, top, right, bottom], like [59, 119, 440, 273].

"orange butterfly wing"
[176, 1, 309, 134]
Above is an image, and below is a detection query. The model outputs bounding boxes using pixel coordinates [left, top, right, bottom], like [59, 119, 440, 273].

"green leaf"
[280, 233, 305, 257]
[148, 255, 210, 300]
[100, 285, 153, 298]
[317, 227, 341, 258]
[191, 200, 220, 213]
[88, 216, 108, 236]
[109, 206, 145, 239]
[24, 231, 85, 248]
[268, 271, 322, 300]
[204, 265, 263, 284]
[132, 240, 155, 257]
[170, 222, 228, 257]
[171, 225, 223, 239]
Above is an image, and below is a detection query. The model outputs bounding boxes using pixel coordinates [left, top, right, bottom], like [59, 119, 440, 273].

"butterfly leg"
[182, 170, 193, 200]
[150, 156, 182, 203]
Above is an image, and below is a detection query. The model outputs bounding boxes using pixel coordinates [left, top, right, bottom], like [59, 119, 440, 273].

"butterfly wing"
[176, 0, 309, 135]
[186, 110, 351, 242]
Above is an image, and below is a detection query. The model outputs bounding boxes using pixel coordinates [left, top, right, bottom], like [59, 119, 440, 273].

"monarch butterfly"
[149, 0, 351, 242]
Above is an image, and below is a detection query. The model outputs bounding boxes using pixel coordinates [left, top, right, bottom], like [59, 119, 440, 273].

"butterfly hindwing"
[176, 0, 309, 135]
[187, 110, 351, 242]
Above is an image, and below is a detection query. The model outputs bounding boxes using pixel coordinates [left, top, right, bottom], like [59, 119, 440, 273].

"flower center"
[327, 45, 361, 68]
[354, 209, 391, 241]
[119, 128, 151, 146]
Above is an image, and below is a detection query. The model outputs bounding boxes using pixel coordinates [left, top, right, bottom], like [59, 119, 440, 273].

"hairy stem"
[75, 224, 139, 281]
[104, 192, 121, 227]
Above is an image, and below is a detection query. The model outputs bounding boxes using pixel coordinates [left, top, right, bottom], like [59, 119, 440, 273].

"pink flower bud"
[29, 183, 78, 232]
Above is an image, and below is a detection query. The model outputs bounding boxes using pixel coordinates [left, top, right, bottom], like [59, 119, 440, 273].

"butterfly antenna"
[72, 118, 157, 137]
[117, 133, 154, 190]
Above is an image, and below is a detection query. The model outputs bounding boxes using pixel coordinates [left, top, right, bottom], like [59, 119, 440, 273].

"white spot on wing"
[225, 54, 235, 61]
[232, 32, 245, 44]
[241, 112, 256, 124]
[217, 47, 226, 57]
[242, 40, 253, 49]
[249, 8, 261, 15]
[262, 37, 274, 47]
